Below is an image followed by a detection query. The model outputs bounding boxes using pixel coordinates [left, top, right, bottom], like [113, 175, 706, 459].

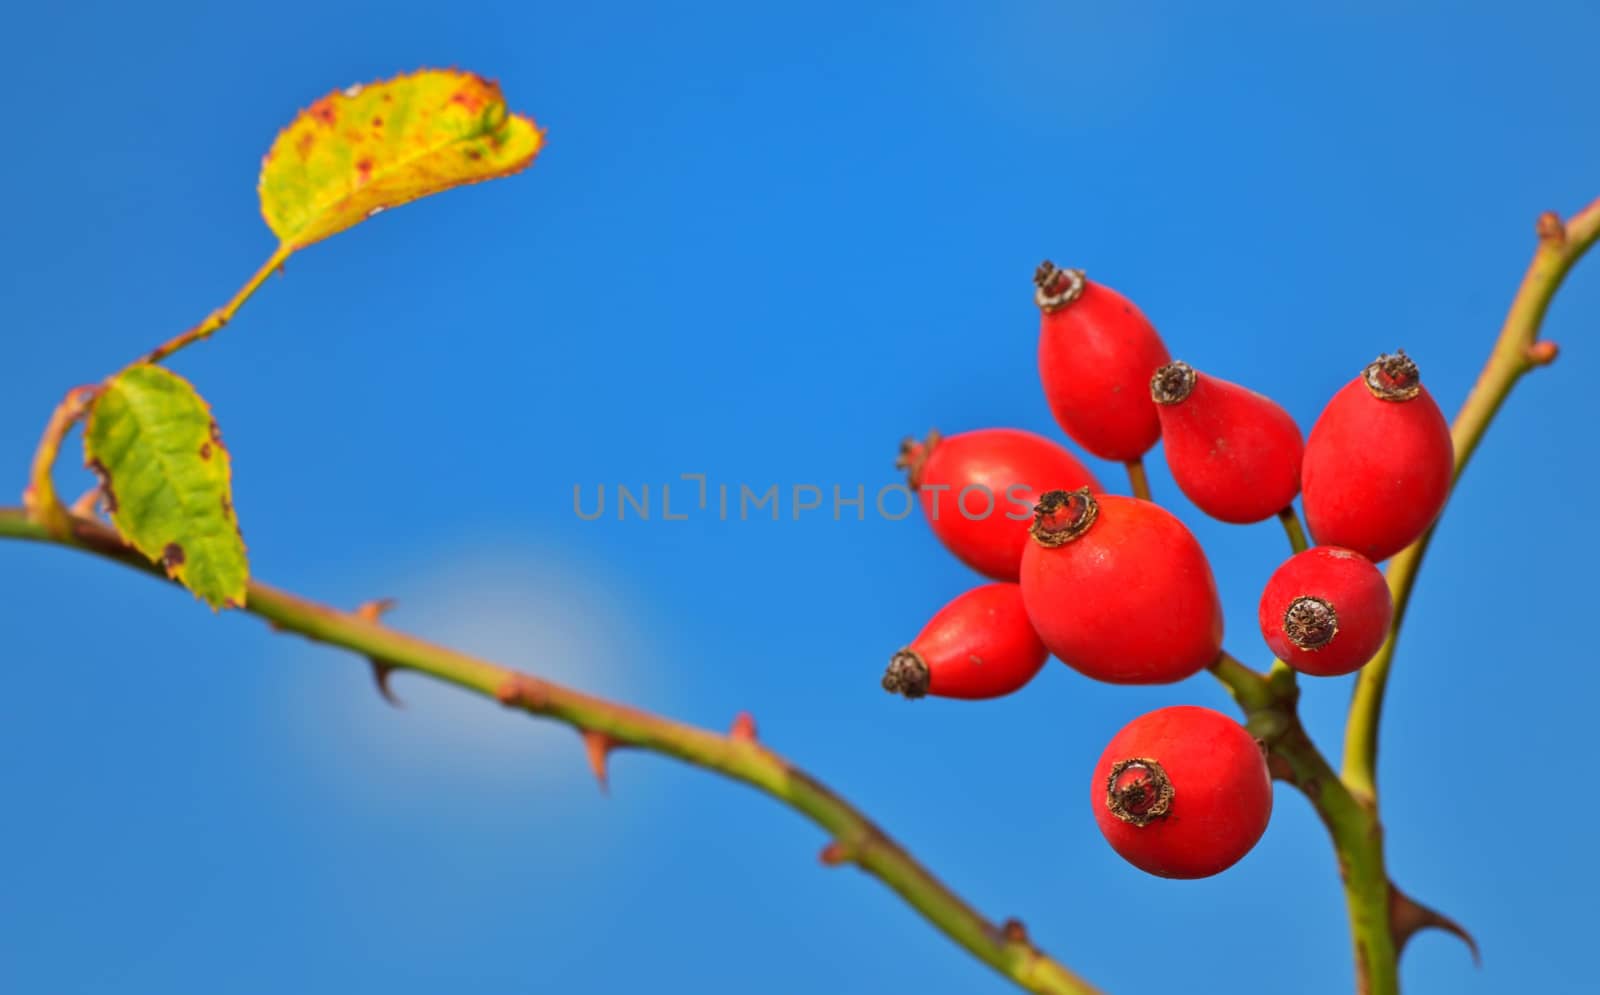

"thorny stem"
[1344, 196, 1600, 807]
[0, 507, 1103, 995]
[1123, 457, 1151, 501]
[1306, 197, 1600, 995]
[11, 200, 1592, 995]
[139, 244, 292, 367]
[1205, 650, 1396, 993]
[1272, 712, 1397, 995]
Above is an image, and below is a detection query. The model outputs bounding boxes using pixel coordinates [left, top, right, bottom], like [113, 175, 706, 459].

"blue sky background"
[2, 2, 1596, 993]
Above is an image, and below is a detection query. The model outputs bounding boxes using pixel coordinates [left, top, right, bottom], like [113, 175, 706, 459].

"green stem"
[1342, 198, 1600, 805]
[1266, 508, 1310, 685]
[0, 507, 1101, 995]
[1207, 650, 1275, 714]
[1208, 649, 1395, 994]
[1273, 717, 1396, 995]
[1277, 505, 1309, 554]
[1124, 457, 1151, 501]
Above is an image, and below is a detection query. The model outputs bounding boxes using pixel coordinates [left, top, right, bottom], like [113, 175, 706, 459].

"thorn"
[69, 485, 104, 518]
[1526, 340, 1559, 367]
[368, 658, 403, 708]
[819, 841, 850, 867]
[582, 730, 616, 793]
[356, 597, 397, 622]
[1536, 211, 1567, 247]
[1391, 883, 1480, 967]
[730, 711, 758, 742]
[1000, 918, 1030, 944]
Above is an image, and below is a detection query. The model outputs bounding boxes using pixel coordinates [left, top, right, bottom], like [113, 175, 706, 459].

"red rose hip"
[899, 428, 1101, 581]
[1092, 705, 1273, 879]
[1020, 488, 1222, 684]
[1259, 546, 1392, 676]
[1034, 263, 1171, 462]
[881, 583, 1048, 700]
[1302, 352, 1453, 562]
[1150, 361, 1304, 524]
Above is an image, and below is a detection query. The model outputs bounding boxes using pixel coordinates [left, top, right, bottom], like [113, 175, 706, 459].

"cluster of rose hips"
[883, 262, 1453, 879]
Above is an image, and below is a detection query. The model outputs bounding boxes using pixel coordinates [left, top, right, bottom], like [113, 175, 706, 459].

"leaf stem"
[1342, 198, 1600, 805]
[0, 506, 1102, 995]
[139, 244, 292, 367]
[1124, 457, 1151, 501]
[26, 247, 291, 538]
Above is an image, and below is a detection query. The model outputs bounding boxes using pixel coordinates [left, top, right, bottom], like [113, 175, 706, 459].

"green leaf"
[258, 68, 543, 252]
[84, 366, 248, 609]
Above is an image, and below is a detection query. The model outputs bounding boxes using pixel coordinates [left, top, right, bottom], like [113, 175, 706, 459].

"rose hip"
[1301, 351, 1453, 562]
[899, 428, 1101, 581]
[1034, 263, 1171, 462]
[1020, 489, 1222, 684]
[1151, 361, 1304, 524]
[1259, 546, 1392, 676]
[1091, 705, 1273, 878]
[881, 583, 1048, 700]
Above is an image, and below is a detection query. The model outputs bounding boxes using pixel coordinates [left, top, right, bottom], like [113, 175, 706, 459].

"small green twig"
[1343, 197, 1600, 805]
[0, 507, 1102, 995]
[1267, 508, 1309, 684]
[1206, 650, 1275, 714]
[1277, 505, 1309, 554]
[1124, 457, 1151, 501]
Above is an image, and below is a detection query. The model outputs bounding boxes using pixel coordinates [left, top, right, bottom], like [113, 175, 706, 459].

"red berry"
[881, 583, 1048, 700]
[1150, 361, 1304, 524]
[899, 428, 1101, 581]
[1034, 263, 1171, 462]
[1019, 489, 1222, 683]
[1091, 705, 1272, 879]
[1302, 351, 1453, 561]
[1258, 546, 1392, 676]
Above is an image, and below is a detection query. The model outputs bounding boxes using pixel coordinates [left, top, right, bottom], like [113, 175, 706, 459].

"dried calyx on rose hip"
[1150, 360, 1305, 524]
[1259, 545, 1392, 676]
[1019, 488, 1222, 684]
[1091, 705, 1273, 879]
[881, 583, 1048, 700]
[1301, 350, 1453, 562]
[897, 428, 1100, 582]
[1033, 262, 1171, 462]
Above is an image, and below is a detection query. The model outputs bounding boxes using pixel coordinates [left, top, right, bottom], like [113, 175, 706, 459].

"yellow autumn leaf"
[258, 69, 542, 251]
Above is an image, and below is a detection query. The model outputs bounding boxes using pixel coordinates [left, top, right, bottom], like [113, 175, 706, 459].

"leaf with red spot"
[258, 69, 542, 251]
[83, 366, 248, 610]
